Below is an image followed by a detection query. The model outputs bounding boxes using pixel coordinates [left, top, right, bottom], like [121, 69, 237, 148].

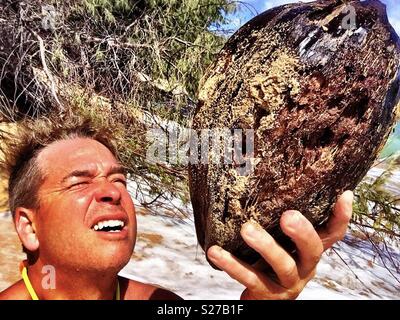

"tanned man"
[0, 118, 353, 300]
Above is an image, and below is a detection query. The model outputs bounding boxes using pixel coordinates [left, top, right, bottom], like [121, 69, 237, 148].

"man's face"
[32, 138, 136, 273]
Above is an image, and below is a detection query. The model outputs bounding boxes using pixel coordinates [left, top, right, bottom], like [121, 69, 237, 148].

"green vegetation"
[0, 0, 236, 122]
[353, 155, 400, 239]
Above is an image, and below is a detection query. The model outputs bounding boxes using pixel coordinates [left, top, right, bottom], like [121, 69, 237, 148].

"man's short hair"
[0, 115, 119, 216]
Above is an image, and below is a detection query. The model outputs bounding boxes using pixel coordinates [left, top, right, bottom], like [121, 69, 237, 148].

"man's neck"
[25, 259, 119, 300]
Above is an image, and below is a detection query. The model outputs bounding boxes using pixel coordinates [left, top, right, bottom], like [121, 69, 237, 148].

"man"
[0, 118, 353, 300]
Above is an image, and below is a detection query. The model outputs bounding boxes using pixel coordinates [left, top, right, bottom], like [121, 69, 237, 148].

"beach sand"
[0, 212, 25, 291]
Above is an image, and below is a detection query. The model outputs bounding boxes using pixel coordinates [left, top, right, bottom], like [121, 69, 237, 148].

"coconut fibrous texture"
[189, 0, 400, 266]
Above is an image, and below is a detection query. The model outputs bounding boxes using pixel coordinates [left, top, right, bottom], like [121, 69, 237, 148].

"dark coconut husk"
[189, 0, 400, 267]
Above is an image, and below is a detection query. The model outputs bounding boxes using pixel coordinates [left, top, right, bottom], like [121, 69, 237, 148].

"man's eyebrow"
[108, 165, 127, 176]
[61, 166, 126, 183]
[61, 169, 94, 183]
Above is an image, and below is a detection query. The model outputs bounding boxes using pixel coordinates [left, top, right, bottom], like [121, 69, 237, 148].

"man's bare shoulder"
[0, 280, 30, 300]
[120, 277, 183, 300]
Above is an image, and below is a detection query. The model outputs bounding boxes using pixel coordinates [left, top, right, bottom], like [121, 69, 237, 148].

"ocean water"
[380, 122, 400, 159]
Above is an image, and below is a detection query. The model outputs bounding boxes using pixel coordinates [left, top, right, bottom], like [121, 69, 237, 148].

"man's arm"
[207, 190, 353, 300]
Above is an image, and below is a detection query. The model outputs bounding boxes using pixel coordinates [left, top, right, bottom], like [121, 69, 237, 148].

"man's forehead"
[37, 138, 119, 174]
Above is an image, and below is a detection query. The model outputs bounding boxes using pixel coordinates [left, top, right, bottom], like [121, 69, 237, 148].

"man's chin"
[49, 235, 135, 273]
[85, 242, 134, 272]
[87, 251, 132, 273]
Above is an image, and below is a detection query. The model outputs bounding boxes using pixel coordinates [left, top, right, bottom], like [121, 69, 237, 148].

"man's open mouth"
[92, 220, 125, 232]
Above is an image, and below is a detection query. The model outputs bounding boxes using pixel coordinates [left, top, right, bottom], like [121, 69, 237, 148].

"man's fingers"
[280, 210, 324, 278]
[319, 190, 353, 250]
[240, 222, 300, 288]
[207, 191, 353, 300]
[206, 245, 278, 294]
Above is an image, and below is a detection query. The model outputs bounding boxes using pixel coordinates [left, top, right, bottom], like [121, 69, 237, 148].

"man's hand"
[207, 190, 353, 300]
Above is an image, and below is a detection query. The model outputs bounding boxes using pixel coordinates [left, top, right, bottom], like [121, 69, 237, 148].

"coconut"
[189, 0, 400, 266]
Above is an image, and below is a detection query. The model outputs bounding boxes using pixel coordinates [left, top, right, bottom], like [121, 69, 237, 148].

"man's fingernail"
[243, 221, 261, 239]
[208, 246, 223, 260]
[286, 211, 303, 228]
[345, 190, 354, 202]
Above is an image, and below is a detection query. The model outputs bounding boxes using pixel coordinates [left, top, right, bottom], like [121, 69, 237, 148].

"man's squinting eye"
[68, 180, 90, 189]
[112, 176, 127, 187]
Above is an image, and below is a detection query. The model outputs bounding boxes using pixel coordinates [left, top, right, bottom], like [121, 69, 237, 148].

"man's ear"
[14, 207, 39, 252]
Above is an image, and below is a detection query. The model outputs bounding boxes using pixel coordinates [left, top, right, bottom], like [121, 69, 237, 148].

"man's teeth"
[93, 220, 125, 231]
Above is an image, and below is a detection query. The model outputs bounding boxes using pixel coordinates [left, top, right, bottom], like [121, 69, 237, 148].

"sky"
[224, 0, 400, 35]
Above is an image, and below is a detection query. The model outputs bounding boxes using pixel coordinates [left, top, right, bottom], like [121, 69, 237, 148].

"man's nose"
[94, 180, 122, 205]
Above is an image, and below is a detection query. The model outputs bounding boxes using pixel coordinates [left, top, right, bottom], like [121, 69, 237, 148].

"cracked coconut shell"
[189, 0, 400, 266]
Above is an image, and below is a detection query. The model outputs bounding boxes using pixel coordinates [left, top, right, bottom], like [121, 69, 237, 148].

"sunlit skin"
[34, 138, 136, 274]
[0, 137, 353, 300]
